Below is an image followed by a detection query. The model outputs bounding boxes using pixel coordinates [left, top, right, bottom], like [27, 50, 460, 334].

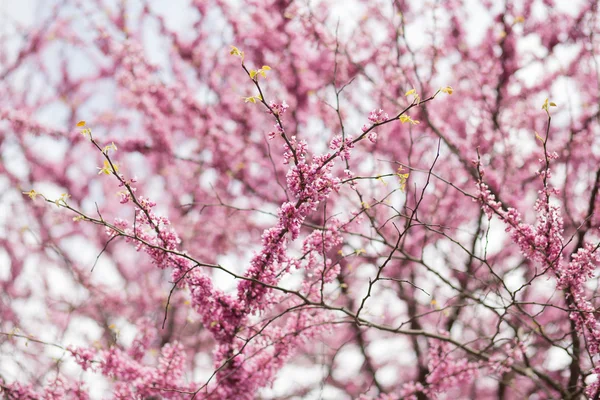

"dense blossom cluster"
[368, 109, 389, 124]
[424, 339, 482, 394]
[329, 134, 355, 161]
[105, 182, 247, 343]
[239, 139, 343, 314]
[477, 148, 600, 397]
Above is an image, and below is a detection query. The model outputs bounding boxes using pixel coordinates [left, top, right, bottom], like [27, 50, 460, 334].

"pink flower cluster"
[0, 377, 89, 400]
[105, 195, 183, 269]
[268, 100, 289, 117]
[69, 324, 191, 398]
[329, 134, 355, 161]
[238, 151, 342, 313]
[476, 158, 600, 396]
[562, 244, 600, 381]
[476, 181, 564, 270]
[116, 177, 138, 204]
[267, 101, 289, 139]
[69, 346, 96, 371]
[301, 218, 344, 292]
[100, 343, 189, 399]
[105, 183, 244, 342]
[475, 181, 502, 220]
[359, 108, 389, 143]
[368, 108, 388, 124]
[488, 341, 525, 375]
[282, 136, 307, 165]
[425, 338, 481, 395]
[397, 381, 425, 400]
[212, 310, 330, 399]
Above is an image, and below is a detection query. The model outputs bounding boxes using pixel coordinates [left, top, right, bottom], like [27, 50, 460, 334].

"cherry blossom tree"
[1, 0, 600, 398]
